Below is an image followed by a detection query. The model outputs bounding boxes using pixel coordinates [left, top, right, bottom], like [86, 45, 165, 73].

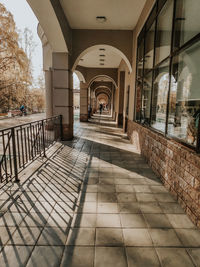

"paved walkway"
[0, 121, 200, 267]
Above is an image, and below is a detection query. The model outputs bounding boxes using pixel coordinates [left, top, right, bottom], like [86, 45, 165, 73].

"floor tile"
[117, 193, 137, 202]
[8, 226, 42, 245]
[97, 214, 121, 227]
[156, 248, 195, 267]
[166, 214, 195, 229]
[144, 214, 172, 228]
[98, 192, 117, 203]
[123, 228, 153, 246]
[27, 246, 64, 267]
[61, 246, 94, 267]
[67, 228, 95, 245]
[37, 227, 68, 245]
[95, 247, 127, 267]
[187, 248, 200, 266]
[175, 229, 200, 247]
[149, 229, 182, 247]
[97, 203, 118, 213]
[126, 247, 160, 267]
[0, 245, 34, 267]
[120, 214, 146, 228]
[118, 203, 140, 214]
[96, 228, 123, 246]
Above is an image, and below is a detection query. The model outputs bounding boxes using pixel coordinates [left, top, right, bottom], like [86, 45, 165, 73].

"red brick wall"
[127, 120, 200, 227]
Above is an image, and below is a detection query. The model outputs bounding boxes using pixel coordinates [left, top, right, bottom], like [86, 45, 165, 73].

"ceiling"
[60, 0, 146, 30]
[78, 45, 122, 68]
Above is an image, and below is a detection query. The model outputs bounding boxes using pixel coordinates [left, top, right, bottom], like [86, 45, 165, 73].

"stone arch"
[72, 44, 132, 73]
[74, 70, 86, 83]
[88, 75, 117, 89]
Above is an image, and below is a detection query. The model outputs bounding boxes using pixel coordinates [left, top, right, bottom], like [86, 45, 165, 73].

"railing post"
[41, 120, 46, 157]
[60, 115, 63, 141]
[11, 128, 19, 183]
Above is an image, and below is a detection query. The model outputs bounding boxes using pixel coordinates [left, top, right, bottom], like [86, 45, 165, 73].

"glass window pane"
[155, 0, 173, 65]
[174, 0, 200, 49]
[151, 59, 170, 132]
[144, 22, 155, 74]
[141, 71, 152, 124]
[135, 40, 144, 121]
[168, 41, 200, 146]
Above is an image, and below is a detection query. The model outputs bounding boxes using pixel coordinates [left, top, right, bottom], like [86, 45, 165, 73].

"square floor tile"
[8, 226, 42, 245]
[37, 227, 68, 245]
[72, 214, 96, 228]
[156, 248, 195, 267]
[144, 214, 172, 228]
[60, 246, 94, 267]
[114, 178, 130, 185]
[136, 193, 156, 202]
[120, 214, 146, 228]
[166, 214, 195, 229]
[95, 247, 127, 267]
[97, 214, 121, 227]
[139, 202, 162, 214]
[133, 185, 151, 193]
[0, 245, 34, 267]
[118, 203, 140, 214]
[76, 202, 97, 213]
[149, 229, 182, 247]
[187, 248, 200, 266]
[155, 193, 176, 203]
[20, 212, 50, 227]
[67, 228, 95, 246]
[97, 203, 118, 213]
[98, 185, 115, 193]
[96, 228, 123, 246]
[99, 178, 114, 185]
[98, 193, 117, 203]
[117, 193, 136, 202]
[0, 226, 16, 245]
[47, 212, 73, 228]
[159, 203, 185, 214]
[115, 185, 134, 193]
[27, 246, 64, 267]
[123, 229, 152, 246]
[175, 229, 200, 247]
[126, 247, 160, 267]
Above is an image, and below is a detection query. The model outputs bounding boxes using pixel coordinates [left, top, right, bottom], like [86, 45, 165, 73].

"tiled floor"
[0, 121, 200, 267]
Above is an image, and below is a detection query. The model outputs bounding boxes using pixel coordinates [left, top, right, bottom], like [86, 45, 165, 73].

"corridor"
[0, 121, 200, 267]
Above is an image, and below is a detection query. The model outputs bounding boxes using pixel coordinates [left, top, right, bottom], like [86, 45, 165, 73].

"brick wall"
[127, 120, 200, 227]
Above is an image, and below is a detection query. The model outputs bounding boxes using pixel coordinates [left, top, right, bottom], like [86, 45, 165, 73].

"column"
[80, 82, 88, 122]
[45, 69, 53, 118]
[52, 52, 73, 140]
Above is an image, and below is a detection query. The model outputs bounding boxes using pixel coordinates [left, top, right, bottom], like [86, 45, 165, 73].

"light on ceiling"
[99, 48, 106, 51]
[96, 16, 107, 23]
[99, 54, 105, 57]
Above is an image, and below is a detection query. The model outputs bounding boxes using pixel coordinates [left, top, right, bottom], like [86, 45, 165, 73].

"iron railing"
[0, 115, 62, 183]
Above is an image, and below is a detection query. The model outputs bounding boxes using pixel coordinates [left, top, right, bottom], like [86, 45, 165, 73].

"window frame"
[134, 0, 200, 152]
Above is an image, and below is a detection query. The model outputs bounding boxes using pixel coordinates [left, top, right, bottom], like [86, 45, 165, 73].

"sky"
[0, 0, 43, 84]
[0, 0, 80, 89]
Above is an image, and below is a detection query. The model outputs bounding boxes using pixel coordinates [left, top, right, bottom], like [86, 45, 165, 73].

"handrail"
[0, 115, 62, 184]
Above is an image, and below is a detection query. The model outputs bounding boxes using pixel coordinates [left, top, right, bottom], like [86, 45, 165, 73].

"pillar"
[80, 82, 88, 122]
[118, 71, 125, 125]
[52, 52, 73, 140]
[45, 69, 53, 118]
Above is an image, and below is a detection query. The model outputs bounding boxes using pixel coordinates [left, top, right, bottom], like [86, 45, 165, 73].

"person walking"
[99, 103, 103, 115]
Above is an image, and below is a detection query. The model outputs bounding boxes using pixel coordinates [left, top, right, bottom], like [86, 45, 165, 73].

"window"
[151, 60, 170, 132]
[134, 0, 200, 151]
[141, 71, 152, 124]
[168, 41, 200, 146]
[155, 0, 173, 65]
[174, 0, 200, 49]
[135, 39, 144, 122]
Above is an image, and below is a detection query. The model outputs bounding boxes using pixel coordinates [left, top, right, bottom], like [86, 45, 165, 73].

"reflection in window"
[141, 71, 152, 124]
[151, 60, 170, 132]
[155, 0, 173, 65]
[174, 0, 200, 49]
[144, 23, 155, 74]
[135, 40, 144, 121]
[168, 42, 200, 146]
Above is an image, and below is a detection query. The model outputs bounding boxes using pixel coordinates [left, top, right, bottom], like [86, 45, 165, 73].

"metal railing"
[0, 115, 62, 183]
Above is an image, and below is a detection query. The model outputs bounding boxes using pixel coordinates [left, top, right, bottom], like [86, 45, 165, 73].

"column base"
[118, 113, 123, 125]
[80, 114, 88, 122]
[62, 123, 73, 140]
